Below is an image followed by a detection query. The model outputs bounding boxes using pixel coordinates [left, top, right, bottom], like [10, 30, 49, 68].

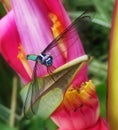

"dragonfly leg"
[47, 65, 56, 81]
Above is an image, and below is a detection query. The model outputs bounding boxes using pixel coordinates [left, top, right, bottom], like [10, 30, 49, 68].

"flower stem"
[9, 76, 18, 127]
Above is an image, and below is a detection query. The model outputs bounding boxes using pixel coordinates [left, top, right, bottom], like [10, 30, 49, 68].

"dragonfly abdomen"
[27, 55, 37, 61]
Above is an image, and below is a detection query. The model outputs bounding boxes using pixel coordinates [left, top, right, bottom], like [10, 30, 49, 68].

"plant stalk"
[9, 76, 17, 127]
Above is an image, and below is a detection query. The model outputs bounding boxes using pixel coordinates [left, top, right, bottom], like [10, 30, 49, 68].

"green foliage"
[0, 2, 6, 17]
[19, 117, 57, 130]
[0, 122, 17, 130]
[96, 81, 107, 118]
[0, 0, 114, 129]
[0, 56, 15, 107]
[0, 104, 12, 123]
[65, 0, 113, 27]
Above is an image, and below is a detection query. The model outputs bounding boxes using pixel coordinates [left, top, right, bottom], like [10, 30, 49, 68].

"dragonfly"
[23, 11, 91, 118]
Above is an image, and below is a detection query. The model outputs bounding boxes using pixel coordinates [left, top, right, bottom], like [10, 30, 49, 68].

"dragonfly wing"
[42, 11, 91, 54]
[23, 60, 42, 118]
[41, 12, 91, 70]
[23, 81, 34, 118]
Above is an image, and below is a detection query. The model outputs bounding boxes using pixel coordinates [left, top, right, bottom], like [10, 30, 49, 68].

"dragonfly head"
[39, 53, 53, 66]
[45, 55, 53, 66]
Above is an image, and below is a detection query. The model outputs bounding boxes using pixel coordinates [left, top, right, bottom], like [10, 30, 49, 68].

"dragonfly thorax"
[38, 53, 53, 66]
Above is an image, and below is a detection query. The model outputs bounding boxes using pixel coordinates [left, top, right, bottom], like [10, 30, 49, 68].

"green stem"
[107, 0, 118, 129]
[9, 76, 18, 127]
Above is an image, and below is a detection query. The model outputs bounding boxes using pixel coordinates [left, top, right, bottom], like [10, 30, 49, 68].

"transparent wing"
[23, 60, 40, 118]
[23, 81, 33, 118]
[23, 60, 55, 118]
[42, 11, 91, 54]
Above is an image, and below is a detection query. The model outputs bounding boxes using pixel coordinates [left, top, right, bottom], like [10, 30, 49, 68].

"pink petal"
[0, 11, 30, 83]
[11, 0, 53, 54]
[1, 0, 88, 82]
[44, 0, 87, 83]
[72, 64, 88, 88]
[11, 0, 86, 77]
[86, 117, 109, 130]
[57, 117, 109, 130]
[44, 0, 85, 61]
[11, 0, 66, 76]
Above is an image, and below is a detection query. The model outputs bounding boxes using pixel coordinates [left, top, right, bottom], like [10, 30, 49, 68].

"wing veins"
[42, 13, 90, 53]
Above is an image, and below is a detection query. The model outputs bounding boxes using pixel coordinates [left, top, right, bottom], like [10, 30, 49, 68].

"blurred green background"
[0, 0, 114, 130]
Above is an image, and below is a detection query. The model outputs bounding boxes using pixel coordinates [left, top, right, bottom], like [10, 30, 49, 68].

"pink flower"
[0, 11, 31, 83]
[0, 0, 109, 129]
[0, 0, 85, 83]
[51, 80, 109, 130]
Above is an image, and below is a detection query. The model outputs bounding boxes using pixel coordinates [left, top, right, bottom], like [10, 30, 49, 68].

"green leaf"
[0, 2, 6, 17]
[0, 122, 17, 130]
[0, 104, 19, 123]
[20, 55, 89, 119]
[24, 117, 57, 130]
[92, 0, 113, 23]
[92, 15, 111, 28]
[0, 104, 10, 123]
[96, 82, 107, 118]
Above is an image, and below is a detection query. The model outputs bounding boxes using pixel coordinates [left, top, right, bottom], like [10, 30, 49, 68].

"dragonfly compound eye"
[46, 56, 53, 66]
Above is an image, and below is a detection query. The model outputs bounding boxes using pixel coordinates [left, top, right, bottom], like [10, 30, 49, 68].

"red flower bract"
[0, 11, 31, 83]
[51, 80, 102, 130]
